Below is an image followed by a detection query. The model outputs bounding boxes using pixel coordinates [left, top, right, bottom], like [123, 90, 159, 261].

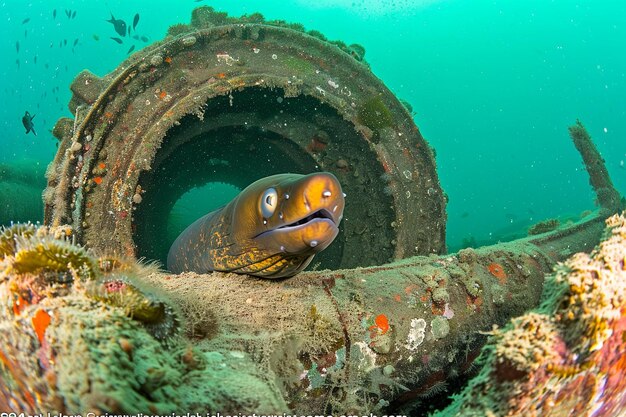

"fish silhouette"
[106, 13, 127, 37]
[22, 111, 36, 136]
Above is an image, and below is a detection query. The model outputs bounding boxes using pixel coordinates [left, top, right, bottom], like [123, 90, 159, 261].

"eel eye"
[261, 188, 278, 218]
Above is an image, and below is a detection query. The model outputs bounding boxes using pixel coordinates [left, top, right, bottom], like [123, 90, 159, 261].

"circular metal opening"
[133, 87, 390, 270]
[46, 23, 446, 267]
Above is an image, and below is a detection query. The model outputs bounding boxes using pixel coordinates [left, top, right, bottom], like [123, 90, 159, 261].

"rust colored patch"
[315, 350, 337, 370]
[488, 262, 507, 283]
[373, 314, 390, 335]
[404, 284, 419, 294]
[12, 294, 30, 316]
[321, 277, 335, 289]
[431, 305, 444, 315]
[32, 309, 51, 343]
[104, 111, 113, 118]
[394, 294, 402, 302]
[164, 56, 172, 64]
[216, 72, 226, 79]
[159, 90, 167, 100]
[93, 176, 103, 185]
[98, 162, 106, 169]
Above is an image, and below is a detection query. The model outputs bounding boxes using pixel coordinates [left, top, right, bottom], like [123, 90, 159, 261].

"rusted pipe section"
[4, 6, 621, 415]
[528, 120, 623, 262]
[45, 7, 447, 272]
[147, 239, 555, 413]
[569, 120, 622, 213]
[0, 206, 612, 413]
[0, 221, 555, 414]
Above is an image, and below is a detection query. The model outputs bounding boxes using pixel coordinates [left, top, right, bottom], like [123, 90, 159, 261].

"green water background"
[1, 0, 624, 251]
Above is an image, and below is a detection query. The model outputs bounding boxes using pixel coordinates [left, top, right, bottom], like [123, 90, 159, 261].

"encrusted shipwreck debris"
[1, 4, 624, 415]
[432, 213, 626, 417]
[0, 210, 615, 414]
[0, 223, 284, 413]
[45, 6, 447, 272]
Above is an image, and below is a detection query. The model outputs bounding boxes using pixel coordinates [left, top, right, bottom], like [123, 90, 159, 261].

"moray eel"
[167, 172, 345, 278]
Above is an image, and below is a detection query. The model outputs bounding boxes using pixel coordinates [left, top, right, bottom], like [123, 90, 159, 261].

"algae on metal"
[44, 6, 447, 273]
[0, 208, 611, 414]
[430, 212, 626, 417]
[2, 4, 623, 415]
[0, 224, 285, 412]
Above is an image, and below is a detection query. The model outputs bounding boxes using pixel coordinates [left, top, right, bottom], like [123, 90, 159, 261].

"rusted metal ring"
[45, 20, 446, 270]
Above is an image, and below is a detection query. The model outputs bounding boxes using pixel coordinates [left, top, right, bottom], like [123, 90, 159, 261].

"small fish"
[127, 44, 135, 54]
[15, 59, 20, 68]
[49, 42, 53, 48]
[93, 34, 100, 41]
[132, 13, 140, 30]
[33, 56, 37, 64]
[132, 34, 139, 40]
[140, 35, 148, 42]
[106, 13, 127, 37]
[194, 0, 206, 2]
[63, 39, 67, 46]
[65, 9, 71, 18]
[110, 37, 123, 44]
[16, 41, 19, 53]
[24, 29, 27, 38]
[73, 38, 79, 47]
[72, 10, 76, 19]
[45, 63, 49, 69]
[22, 111, 36, 136]
[59, 40, 62, 48]
[53, 9, 56, 19]
[22, 18, 30, 24]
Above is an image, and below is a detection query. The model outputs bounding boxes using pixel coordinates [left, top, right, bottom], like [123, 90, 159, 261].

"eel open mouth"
[278, 209, 336, 230]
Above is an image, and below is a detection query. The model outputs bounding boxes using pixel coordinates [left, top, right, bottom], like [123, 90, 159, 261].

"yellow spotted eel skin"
[167, 173, 345, 278]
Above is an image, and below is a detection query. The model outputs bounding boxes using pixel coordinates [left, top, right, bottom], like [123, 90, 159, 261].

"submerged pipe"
[569, 120, 622, 213]
[0, 116, 620, 413]
[1, 6, 623, 415]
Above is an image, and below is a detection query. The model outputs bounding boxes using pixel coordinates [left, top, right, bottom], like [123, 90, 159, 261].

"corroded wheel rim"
[45, 13, 446, 270]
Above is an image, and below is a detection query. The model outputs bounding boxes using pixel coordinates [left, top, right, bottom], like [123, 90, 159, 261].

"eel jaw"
[254, 214, 339, 255]
[276, 208, 337, 230]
